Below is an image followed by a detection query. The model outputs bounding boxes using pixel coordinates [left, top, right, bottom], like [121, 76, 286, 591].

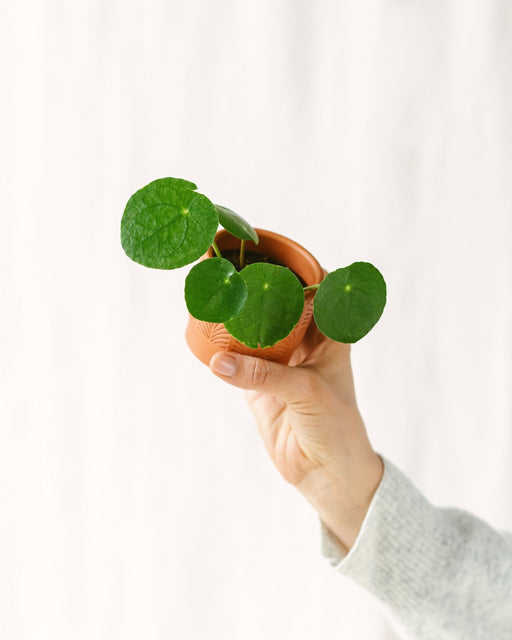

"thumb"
[209, 351, 310, 403]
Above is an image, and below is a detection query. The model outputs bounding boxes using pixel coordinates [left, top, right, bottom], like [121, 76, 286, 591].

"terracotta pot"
[185, 228, 323, 365]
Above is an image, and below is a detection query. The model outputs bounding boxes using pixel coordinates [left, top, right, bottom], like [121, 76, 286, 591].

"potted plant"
[120, 177, 387, 365]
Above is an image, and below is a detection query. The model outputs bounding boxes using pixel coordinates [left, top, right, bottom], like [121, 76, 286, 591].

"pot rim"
[206, 227, 324, 287]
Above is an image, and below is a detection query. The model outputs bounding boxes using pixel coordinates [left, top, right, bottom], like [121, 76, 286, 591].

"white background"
[1, 1, 511, 638]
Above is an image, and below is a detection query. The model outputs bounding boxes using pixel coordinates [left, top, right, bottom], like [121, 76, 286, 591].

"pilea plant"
[121, 177, 387, 348]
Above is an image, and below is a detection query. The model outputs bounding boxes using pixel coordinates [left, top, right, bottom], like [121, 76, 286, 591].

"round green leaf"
[121, 177, 219, 269]
[215, 204, 259, 244]
[185, 258, 248, 322]
[313, 262, 386, 343]
[224, 263, 304, 348]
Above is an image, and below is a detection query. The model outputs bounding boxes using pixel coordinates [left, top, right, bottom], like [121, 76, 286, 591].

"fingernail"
[211, 353, 238, 377]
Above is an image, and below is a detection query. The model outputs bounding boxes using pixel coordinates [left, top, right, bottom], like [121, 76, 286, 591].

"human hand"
[209, 323, 383, 552]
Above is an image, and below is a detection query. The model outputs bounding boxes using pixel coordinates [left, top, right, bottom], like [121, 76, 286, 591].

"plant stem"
[212, 241, 222, 258]
[303, 284, 320, 292]
[239, 240, 246, 269]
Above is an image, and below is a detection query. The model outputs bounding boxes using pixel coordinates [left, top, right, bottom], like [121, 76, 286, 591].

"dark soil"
[222, 249, 307, 287]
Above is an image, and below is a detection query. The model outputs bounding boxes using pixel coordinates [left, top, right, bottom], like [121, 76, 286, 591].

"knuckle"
[249, 358, 271, 388]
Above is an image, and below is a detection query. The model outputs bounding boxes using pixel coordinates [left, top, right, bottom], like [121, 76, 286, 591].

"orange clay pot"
[185, 228, 324, 365]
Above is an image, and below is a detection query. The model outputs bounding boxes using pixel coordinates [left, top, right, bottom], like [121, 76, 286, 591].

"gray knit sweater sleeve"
[320, 457, 512, 639]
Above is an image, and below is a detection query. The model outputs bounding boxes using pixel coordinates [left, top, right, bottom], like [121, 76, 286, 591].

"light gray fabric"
[321, 458, 512, 639]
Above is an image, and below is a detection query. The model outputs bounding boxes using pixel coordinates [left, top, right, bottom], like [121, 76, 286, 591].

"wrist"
[298, 453, 383, 551]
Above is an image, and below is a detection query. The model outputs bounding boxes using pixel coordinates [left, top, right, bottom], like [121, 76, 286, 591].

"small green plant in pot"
[120, 177, 387, 359]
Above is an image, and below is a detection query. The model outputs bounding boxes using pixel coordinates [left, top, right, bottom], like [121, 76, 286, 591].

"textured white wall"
[1, 1, 511, 638]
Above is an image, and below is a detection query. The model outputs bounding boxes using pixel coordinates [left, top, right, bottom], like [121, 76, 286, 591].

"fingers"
[288, 318, 327, 366]
[209, 351, 314, 404]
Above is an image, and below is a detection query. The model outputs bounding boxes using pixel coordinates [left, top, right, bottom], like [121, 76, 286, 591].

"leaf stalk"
[212, 241, 222, 258]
